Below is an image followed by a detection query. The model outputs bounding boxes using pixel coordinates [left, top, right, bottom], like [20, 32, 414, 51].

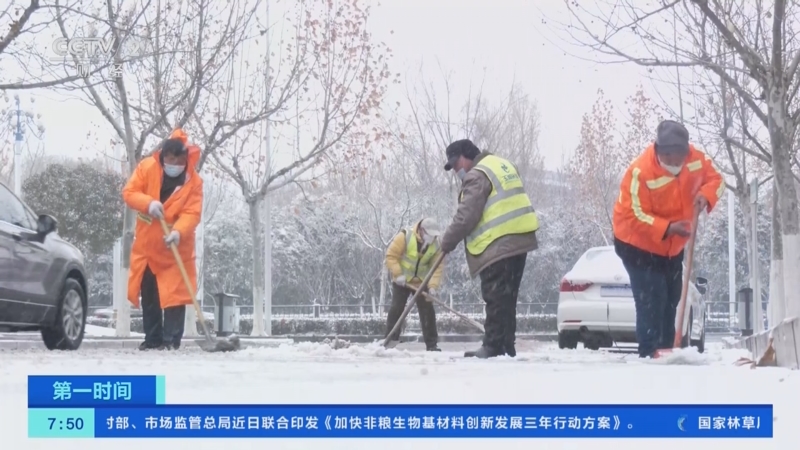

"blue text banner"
[28, 376, 164, 407]
[87, 404, 772, 438]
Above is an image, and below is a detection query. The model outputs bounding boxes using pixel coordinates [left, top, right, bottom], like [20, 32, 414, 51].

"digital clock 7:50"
[49, 417, 85, 430]
[28, 408, 94, 438]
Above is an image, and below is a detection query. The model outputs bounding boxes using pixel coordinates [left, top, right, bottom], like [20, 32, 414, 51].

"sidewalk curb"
[0, 333, 558, 350]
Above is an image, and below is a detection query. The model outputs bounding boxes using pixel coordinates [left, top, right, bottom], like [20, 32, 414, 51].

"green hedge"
[86, 314, 557, 336]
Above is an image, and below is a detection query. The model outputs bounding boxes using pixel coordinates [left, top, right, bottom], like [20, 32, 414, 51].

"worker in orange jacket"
[122, 129, 203, 351]
[612, 120, 723, 358]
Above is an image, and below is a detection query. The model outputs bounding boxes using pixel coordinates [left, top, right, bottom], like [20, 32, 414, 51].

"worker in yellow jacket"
[384, 217, 445, 351]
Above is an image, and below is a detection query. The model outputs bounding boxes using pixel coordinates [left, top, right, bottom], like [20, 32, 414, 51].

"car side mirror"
[695, 276, 708, 295]
[37, 214, 58, 235]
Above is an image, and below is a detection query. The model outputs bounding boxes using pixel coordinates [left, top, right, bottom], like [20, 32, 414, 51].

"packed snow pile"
[320, 337, 351, 350]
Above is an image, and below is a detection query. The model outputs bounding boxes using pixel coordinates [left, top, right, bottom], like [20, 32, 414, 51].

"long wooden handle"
[382, 252, 446, 347]
[673, 208, 700, 348]
[408, 285, 485, 333]
[159, 218, 209, 332]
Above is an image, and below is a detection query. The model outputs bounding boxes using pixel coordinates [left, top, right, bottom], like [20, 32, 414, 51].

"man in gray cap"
[439, 139, 540, 358]
[612, 120, 723, 358]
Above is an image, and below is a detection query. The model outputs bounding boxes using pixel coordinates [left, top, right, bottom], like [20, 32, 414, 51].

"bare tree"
[553, 0, 800, 320]
[0, 1, 41, 57]
[27, 0, 272, 334]
[383, 61, 489, 191]
[345, 158, 413, 310]
[1, 0, 146, 90]
[567, 88, 624, 244]
[210, 0, 395, 335]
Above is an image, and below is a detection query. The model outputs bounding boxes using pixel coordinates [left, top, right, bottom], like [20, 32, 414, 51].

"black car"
[0, 181, 88, 350]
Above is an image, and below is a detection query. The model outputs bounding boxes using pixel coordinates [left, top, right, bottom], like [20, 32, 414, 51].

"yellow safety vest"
[399, 228, 439, 280]
[462, 154, 539, 255]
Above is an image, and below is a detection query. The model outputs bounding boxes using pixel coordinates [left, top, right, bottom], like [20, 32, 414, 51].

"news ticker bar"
[28, 404, 772, 438]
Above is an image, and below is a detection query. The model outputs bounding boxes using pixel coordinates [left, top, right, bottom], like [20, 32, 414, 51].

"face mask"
[662, 163, 682, 176]
[457, 168, 467, 180]
[163, 164, 185, 178]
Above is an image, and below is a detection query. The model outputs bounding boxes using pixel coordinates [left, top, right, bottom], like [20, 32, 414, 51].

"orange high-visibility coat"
[122, 129, 203, 309]
[613, 143, 724, 257]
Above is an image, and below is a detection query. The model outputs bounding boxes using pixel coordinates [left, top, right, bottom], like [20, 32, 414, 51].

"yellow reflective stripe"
[399, 228, 438, 278]
[687, 160, 703, 172]
[630, 168, 655, 225]
[716, 180, 726, 200]
[462, 155, 538, 254]
[646, 176, 674, 189]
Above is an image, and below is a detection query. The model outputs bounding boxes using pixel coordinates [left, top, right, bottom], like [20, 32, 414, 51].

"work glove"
[426, 288, 438, 302]
[666, 220, 692, 238]
[693, 194, 709, 214]
[148, 200, 164, 219]
[164, 230, 180, 247]
[393, 275, 406, 287]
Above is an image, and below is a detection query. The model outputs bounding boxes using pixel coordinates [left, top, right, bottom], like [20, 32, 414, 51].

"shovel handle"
[159, 218, 212, 338]
[408, 285, 485, 333]
[382, 252, 446, 347]
[672, 208, 700, 348]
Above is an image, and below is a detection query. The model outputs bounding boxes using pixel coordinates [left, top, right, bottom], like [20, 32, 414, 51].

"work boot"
[138, 341, 166, 351]
[464, 345, 504, 359]
[426, 345, 441, 352]
[385, 340, 400, 349]
[504, 343, 516, 357]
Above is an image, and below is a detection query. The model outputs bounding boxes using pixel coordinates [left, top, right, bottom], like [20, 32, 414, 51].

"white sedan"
[556, 245, 707, 352]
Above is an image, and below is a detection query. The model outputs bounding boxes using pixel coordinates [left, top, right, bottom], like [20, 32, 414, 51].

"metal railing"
[87, 300, 767, 332]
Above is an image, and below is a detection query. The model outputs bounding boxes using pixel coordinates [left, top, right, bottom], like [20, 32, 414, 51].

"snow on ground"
[1, 341, 796, 450]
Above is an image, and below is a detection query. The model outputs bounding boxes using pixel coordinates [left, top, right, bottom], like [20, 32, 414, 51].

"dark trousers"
[141, 266, 186, 348]
[385, 283, 438, 347]
[622, 260, 683, 357]
[480, 254, 527, 350]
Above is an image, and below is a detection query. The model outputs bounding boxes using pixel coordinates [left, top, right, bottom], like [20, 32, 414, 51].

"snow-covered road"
[1, 341, 796, 449]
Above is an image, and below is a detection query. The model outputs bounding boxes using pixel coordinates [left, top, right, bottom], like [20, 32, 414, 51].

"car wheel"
[41, 278, 87, 351]
[584, 340, 600, 351]
[691, 314, 706, 354]
[558, 332, 578, 350]
[680, 310, 692, 349]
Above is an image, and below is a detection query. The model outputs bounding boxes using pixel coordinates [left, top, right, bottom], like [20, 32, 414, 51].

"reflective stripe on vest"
[463, 155, 539, 255]
[399, 228, 439, 280]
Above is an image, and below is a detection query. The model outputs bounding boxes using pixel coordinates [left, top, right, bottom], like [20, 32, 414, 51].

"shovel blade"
[653, 348, 675, 359]
[197, 335, 241, 353]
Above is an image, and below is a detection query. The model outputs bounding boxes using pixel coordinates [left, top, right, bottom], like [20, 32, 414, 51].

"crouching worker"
[384, 217, 445, 351]
[122, 128, 204, 351]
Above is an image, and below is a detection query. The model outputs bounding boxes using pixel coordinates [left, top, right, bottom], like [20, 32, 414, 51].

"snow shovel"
[407, 285, 485, 333]
[654, 208, 700, 359]
[382, 252, 446, 348]
[159, 218, 240, 353]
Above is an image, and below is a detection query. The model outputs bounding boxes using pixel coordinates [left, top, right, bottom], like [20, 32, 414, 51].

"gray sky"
[5, 0, 653, 171]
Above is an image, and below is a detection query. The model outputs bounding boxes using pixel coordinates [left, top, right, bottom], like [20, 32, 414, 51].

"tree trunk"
[116, 204, 135, 337]
[248, 198, 266, 336]
[262, 192, 272, 335]
[738, 192, 755, 288]
[184, 214, 202, 337]
[769, 182, 785, 327]
[766, 89, 800, 321]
